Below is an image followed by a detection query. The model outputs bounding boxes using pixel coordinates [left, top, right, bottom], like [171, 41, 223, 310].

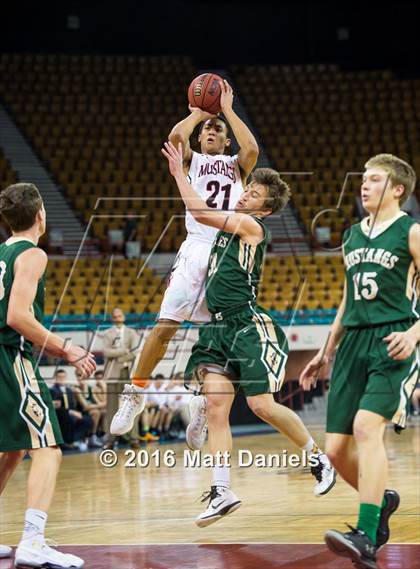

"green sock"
[357, 503, 381, 543]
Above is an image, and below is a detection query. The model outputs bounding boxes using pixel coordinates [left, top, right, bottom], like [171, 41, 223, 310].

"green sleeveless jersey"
[342, 213, 419, 328]
[205, 217, 268, 314]
[0, 238, 45, 353]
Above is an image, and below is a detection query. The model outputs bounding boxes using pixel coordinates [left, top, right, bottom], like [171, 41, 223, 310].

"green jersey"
[0, 238, 45, 354]
[205, 217, 268, 314]
[342, 212, 419, 328]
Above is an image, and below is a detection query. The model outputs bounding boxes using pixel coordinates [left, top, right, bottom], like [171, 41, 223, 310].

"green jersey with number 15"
[342, 212, 419, 328]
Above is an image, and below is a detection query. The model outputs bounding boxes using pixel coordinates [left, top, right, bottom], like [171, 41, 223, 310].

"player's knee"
[51, 446, 62, 465]
[353, 417, 376, 444]
[154, 320, 179, 343]
[325, 446, 345, 467]
[31, 445, 62, 466]
[206, 395, 229, 423]
[3, 450, 25, 467]
[247, 397, 273, 422]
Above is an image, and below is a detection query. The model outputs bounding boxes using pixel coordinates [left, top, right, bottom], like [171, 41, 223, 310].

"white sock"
[21, 508, 47, 543]
[212, 464, 230, 489]
[302, 438, 321, 455]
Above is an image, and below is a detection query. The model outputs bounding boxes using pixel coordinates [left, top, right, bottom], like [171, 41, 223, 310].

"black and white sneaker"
[311, 452, 336, 496]
[195, 486, 241, 528]
[376, 489, 400, 551]
[324, 525, 377, 569]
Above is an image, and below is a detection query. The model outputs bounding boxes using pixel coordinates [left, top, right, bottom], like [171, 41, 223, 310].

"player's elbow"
[193, 211, 214, 227]
[193, 211, 207, 223]
[249, 142, 259, 157]
[6, 309, 22, 331]
[246, 144, 259, 165]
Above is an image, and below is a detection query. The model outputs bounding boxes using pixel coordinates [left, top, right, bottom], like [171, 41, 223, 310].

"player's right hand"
[299, 352, 329, 391]
[188, 104, 217, 121]
[64, 344, 96, 379]
[162, 141, 184, 177]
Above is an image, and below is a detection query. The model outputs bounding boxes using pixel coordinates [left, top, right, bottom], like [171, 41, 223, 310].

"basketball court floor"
[1, 425, 419, 568]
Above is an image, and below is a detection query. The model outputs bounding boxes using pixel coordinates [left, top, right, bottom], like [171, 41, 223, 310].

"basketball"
[188, 73, 222, 114]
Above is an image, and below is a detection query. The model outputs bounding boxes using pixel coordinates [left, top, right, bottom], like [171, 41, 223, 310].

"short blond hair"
[364, 153, 416, 204]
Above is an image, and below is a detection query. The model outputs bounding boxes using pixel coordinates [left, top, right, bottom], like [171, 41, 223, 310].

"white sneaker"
[15, 539, 84, 568]
[186, 395, 207, 450]
[89, 434, 103, 448]
[196, 486, 242, 528]
[110, 384, 145, 436]
[311, 452, 336, 496]
[73, 440, 88, 452]
[0, 544, 11, 558]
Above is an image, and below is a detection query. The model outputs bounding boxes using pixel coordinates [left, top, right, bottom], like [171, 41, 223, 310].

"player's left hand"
[161, 141, 183, 177]
[383, 330, 417, 360]
[219, 79, 234, 112]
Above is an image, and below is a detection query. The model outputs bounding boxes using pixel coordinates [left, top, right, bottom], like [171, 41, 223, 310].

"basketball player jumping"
[160, 140, 336, 526]
[0, 183, 96, 568]
[110, 80, 259, 444]
[300, 154, 419, 569]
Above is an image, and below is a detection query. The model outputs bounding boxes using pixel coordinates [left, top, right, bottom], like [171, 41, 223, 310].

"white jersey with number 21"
[186, 151, 243, 243]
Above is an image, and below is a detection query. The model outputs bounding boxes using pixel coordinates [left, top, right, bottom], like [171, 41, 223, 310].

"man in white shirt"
[102, 307, 140, 449]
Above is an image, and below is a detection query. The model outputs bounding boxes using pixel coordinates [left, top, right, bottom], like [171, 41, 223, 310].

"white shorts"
[159, 238, 212, 323]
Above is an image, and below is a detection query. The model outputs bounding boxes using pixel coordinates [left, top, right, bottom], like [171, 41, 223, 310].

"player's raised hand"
[299, 351, 329, 391]
[383, 330, 417, 360]
[219, 79, 234, 112]
[64, 344, 96, 379]
[188, 104, 217, 121]
[162, 141, 184, 177]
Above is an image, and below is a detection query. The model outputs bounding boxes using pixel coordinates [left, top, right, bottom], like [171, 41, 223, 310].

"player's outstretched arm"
[299, 281, 346, 390]
[162, 141, 262, 242]
[168, 106, 217, 168]
[219, 80, 259, 179]
[383, 223, 420, 360]
[7, 248, 96, 377]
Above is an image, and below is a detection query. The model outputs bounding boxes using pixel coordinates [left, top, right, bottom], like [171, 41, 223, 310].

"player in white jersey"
[110, 80, 259, 441]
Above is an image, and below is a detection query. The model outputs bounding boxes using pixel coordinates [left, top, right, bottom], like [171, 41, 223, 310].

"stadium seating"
[45, 258, 165, 316]
[1, 56, 417, 317]
[232, 63, 420, 247]
[42, 255, 343, 317]
[0, 53, 198, 252]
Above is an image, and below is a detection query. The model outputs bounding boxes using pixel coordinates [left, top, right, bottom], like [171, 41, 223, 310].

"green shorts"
[185, 304, 289, 397]
[0, 345, 63, 451]
[327, 321, 419, 435]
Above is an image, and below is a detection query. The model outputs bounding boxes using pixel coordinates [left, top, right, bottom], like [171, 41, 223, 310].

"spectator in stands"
[138, 392, 160, 443]
[102, 307, 140, 450]
[142, 374, 168, 439]
[92, 369, 107, 437]
[50, 369, 92, 451]
[162, 372, 191, 439]
[93, 369, 107, 409]
[73, 369, 106, 447]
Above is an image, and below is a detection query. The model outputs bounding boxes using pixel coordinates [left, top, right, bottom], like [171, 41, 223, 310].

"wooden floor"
[1, 425, 419, 559]
[1, 544, 419, 569]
